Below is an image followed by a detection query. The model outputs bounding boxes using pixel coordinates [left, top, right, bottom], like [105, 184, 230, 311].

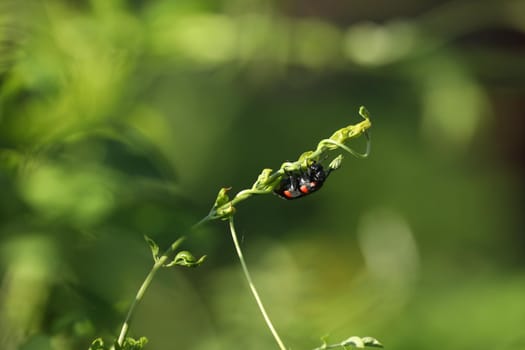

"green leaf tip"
[88, 338, 105, 350]
[211, 187, 236, 220]
[359, 105, 371, 120]
[326, 113, 371, 146]
[213, 187, 231, 208]
[252, 168, 280, 191]
[319, 107, 372, 159]
[144, 235, 160, 262]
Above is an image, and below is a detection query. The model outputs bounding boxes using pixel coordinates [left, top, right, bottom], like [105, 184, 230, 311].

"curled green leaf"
[329, 107, 371, 144]
[88, 338, 105, 350]
[144, 235, 159, 262]
[360, 337, 383, 348]
[210, 187, 237, 220]
[165, 250, 206, 268]
[213, 187, 231, 209]
[359, 106, 371, 120]
[342, 336, 365, 348]
[252, 168, 278, 191]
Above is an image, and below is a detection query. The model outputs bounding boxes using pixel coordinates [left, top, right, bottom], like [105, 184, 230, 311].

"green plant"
[90, 106, 379, 350]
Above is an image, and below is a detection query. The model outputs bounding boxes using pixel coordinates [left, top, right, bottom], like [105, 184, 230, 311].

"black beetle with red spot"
[274, 162, 332, 200]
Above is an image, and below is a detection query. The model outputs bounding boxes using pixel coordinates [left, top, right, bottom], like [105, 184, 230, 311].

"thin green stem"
[228, 217, 287, 350]
[192, 214, 213, 230]
[112, 215, 212, 348]
[319, 137, 370, 159]
[113, 237, 186, 348]
[115, 261, 162, 347]
[312, 343, 341, 350]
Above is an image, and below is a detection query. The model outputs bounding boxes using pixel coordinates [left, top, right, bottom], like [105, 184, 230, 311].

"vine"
[90, 106, 380, 350]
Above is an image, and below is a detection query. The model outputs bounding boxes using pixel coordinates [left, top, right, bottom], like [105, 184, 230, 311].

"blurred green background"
[1, 0, 525, 349]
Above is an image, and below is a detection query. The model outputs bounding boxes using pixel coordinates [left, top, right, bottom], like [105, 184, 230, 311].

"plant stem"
[228, 217, 287, 350]
[115, 260, 163, 347]
[193, 214, 213, 229]
[113, 234, 190, 348]
[112, 215, 216, 347]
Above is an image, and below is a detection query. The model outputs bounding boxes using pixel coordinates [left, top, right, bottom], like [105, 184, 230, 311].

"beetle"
[274, 162, 332, 200]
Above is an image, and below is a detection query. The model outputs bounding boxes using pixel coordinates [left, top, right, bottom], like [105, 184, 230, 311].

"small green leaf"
[252, 168, 274, 191]
[213, 187, 231, 209]
[326, 107, 371, 147]
[343, 336, 365, 348]
[208, 187, 235, 220]
[165, 251, 206, 268]
[329, 155, 343, 171]
[319, 335, 329, 349]
[361, 337, 383, 348]
[88, 338, 106, 350]
[144, 235, 159, 262]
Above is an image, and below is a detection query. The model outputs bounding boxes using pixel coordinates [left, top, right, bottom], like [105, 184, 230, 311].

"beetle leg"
[288, 173, 299, 191]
